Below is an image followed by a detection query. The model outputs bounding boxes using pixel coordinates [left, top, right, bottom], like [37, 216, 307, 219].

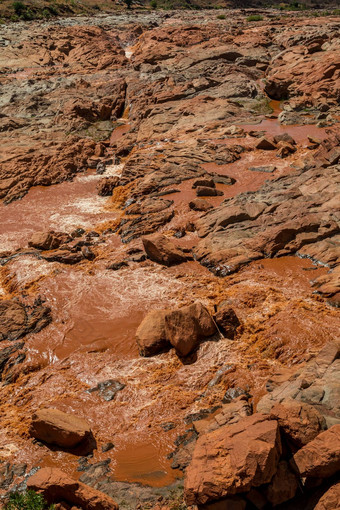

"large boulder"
[184, 414, 282, 505]
[291, 425, 340, 478]
[270, 399, 327, 448]
[135, 309, 170, 357]
[165, 302, 216, 357]
[142, 233, 189, 266]
[29, 408, 92, 449]
[27, 467, 118, 510]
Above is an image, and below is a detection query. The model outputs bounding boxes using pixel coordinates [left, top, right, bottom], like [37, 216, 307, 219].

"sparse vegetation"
[216, 13, 226, 19]
[4, 490, 55, 510]
[246, 14, 263, 21]
[150, 0, 157, 8]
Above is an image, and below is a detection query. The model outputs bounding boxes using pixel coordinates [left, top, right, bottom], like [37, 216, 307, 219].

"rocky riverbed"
[0, 8, 339, 510]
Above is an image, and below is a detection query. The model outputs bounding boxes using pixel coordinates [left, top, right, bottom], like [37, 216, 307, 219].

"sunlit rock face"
[0, 8, 339, 510]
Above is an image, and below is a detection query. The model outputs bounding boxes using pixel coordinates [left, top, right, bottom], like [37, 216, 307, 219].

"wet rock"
[165, 302, 217, 357]
[273, 133, 296, 145]
[0, 299, 51, 342]
[28, 231, 72, 251]
[27, 467, 118, 510]
[255, 137, 276, 150]
[142, 233, 189, 266]
[214, 305, 240, 339]
[120, 209, 175, 243]
[193, 399, 252, 435]
[265, 460, 298, 506]
[96, 176, 119, 196]
[270, 399, 327, 448]
[314, 481, 340, 510]
[291, 425, 340, 479]
[189, 199, 214, 212]
[81, 246, 96, 261]
[87, 380, 125, 401]
[135, 309, 170, 357]
[41, 250, 84, 265]
[248, 165, 276, 173]
[276, 141, 297, 159]
[222, 387, 250, 404]
[101, 442, 114, 453]
[192, 178, 215, 189]
[196, 186, 223, 197]
[184, 414, 282, 505]
[29, 408, 92, 449]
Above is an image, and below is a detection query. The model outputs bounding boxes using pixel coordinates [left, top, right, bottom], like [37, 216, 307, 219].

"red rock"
[0, 299, 51, 342]
[214, 305, 240, 339]
[196, 186, 223, 197]
[314, 481, 340, 510]
[265, 460, 298, 506]
[292, 425, 340, 478]
[192, 178, 215, 189]
[28, 231, 72, 251]
[165, 302, 216, 357]
[29, 408, 92, 448]
[97, 176, 119, 196]
[184, 414, 282, 505]
[270, 399, 326, 448]
[27, 467, 118, 510]
[273, 133, 296, 145]
[255, 137, 276, 150]
[189, 199, 214, 212]
[135, 309, 170, 357]
[142, 233, 189, 266]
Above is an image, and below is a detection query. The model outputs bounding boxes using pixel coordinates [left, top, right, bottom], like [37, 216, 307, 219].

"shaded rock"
[42, 250, 84, 265]
[0, 299, 51, 342]
[196, 186, 223, 197]
[265, 460, 298, 506]
[96, 176, 119, 196]
[135, 309, 170, 357]
[270, 399, 327, 448]
[223, 387, 250, 404]
[29, 408, 92, 449]
[184, 414, 282, 505]
[214, 305, 240, 339]
[165, 302, 216, 357]
[199, 496, 247, 510]
[192, 178, 215, 189]
[314, 481, 340, 510]
[256, 137, 276, 150]
[291, 425, 340, 478]
[27, 467, 118, 510]
[189, 199, 213, 212]
[142, 233, 189, 266]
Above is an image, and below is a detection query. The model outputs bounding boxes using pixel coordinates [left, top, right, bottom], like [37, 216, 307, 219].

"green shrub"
[12, 1, 25, 15]
[150, 0, 157, 8]
[246, 14, 263, 21]
[217, 14, 226, 19]
[4, 490, 55, 510]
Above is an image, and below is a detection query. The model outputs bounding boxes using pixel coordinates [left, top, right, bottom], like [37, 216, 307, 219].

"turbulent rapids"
[0, 7, 339, 510]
